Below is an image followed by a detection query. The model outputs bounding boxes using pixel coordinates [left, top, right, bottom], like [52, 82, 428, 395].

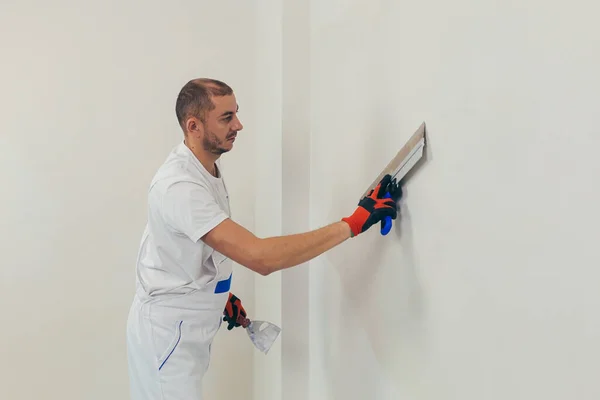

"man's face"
[199, 94, 243, 155]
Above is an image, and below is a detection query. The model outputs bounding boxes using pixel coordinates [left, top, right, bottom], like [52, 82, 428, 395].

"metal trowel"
[361, 122, 427, 235]
[236, 314, 281, 354]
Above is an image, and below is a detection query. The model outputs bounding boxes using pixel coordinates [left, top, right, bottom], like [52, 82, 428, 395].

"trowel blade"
[361, 122, 426, 198]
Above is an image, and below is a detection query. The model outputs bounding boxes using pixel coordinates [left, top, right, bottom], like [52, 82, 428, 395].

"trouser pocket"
[157, 320, 183, 371]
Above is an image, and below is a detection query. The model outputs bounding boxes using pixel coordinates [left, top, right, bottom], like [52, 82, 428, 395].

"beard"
[202, 128, 236, 155]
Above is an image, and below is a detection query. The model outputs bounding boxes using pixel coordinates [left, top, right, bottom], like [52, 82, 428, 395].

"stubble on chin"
[203, 131, 229, 155]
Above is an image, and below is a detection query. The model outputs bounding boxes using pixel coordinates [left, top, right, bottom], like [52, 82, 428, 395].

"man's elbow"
[205, 220, 277, 276]
[247, 258, 273, 276]
[257, 265, 273, 276]
[246, 241, 275, 276]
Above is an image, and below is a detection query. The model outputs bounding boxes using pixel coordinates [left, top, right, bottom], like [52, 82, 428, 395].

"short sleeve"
[161, 181, 229, 242]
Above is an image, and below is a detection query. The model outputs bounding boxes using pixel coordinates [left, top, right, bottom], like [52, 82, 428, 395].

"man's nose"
[233, 116, 244, 131]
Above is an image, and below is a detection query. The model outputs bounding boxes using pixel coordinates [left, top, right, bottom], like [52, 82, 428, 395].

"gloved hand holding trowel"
[223, 292, 281, 354]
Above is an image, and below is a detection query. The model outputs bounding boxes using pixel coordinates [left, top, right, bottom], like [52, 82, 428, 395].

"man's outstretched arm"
[201, 219, 352, 275]
[202, 174, 400, 276]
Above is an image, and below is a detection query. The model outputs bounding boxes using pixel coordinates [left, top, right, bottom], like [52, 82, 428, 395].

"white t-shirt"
[134, 141, 233, 297]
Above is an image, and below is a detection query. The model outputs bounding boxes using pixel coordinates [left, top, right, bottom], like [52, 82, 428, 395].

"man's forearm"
[202, 174, 397, 276]
[257, 221, 352, 274]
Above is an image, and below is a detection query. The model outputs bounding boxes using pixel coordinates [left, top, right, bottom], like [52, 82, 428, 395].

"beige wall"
[0, 1, 258, 399]
[268, 0, 600, 399]
[3, 0, 600, 399]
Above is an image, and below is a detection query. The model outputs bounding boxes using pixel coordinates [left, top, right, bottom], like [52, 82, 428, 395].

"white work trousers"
[126, 283, 228, 400]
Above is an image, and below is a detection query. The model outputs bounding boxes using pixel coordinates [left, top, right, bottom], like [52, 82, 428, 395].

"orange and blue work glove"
[342, 174, 401, 237]
[223, 292, 246, 330]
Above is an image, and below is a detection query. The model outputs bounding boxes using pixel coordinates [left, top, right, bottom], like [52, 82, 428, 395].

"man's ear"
[186, 117, 203, 137]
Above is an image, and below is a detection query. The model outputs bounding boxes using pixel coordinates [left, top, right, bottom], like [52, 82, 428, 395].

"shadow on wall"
[323, 127, 434, 397]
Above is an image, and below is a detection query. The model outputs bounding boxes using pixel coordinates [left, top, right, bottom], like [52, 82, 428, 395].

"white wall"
[4, 1, 600, 399]
[252, 1, 283, 400]
[0, 1, 259, 399]
[271, 0, 600, 399]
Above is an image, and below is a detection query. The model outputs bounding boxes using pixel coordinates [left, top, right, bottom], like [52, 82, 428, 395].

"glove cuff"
[342, 206, 370, 237]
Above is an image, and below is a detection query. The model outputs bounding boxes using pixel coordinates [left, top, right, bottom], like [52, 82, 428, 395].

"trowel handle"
[380, 192, 393, 235]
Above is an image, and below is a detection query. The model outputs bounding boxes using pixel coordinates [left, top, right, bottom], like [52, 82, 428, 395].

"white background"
[299, 0, 600, 399]
[1, 1, 262, 399]
[2, 0, 600, 399]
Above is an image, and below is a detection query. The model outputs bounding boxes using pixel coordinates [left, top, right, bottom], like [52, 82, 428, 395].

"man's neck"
[184, 139, 219, 177]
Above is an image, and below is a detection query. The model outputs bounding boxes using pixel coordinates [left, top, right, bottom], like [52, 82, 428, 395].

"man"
[126, 78, 401, 400]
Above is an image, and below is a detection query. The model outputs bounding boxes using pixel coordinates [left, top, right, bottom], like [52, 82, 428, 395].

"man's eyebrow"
[220, 104, 239, 117]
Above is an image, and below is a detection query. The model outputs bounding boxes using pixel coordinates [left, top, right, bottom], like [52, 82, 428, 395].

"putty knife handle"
[236, 314, 251, 328]
[380, 192, 392, 235]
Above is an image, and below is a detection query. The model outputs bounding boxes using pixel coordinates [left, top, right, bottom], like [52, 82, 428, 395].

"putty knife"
[237, 315, 281, 354]
[361, 122, 427, 235]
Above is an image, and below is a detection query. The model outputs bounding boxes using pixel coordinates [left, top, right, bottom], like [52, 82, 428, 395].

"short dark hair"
[175, 78, 233, 130]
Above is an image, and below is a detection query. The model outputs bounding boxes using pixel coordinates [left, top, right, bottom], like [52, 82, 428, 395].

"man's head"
[175, 78, 243, 156]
